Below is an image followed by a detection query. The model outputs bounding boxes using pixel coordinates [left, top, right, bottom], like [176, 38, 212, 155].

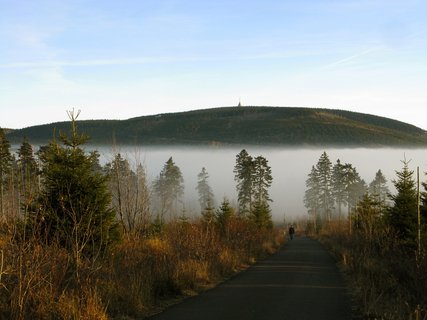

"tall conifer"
[32, 111, 119, 260]
[196, 167, 214, 211]
[153, 157, 184, 221]
[315, 152, 334, 220]
[387, 159, 417, 244]
[0, 128, 13, 216]
[234, 149, 254, 214]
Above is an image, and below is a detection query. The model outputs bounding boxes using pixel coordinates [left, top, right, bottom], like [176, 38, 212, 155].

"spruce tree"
[420, 176, 427, 231]
[249, 200, 273, 230]
[369, 169, 389, 210]
[315, 152, 334, 220]
[353, 193, 381, 239]
[32, 111, 119, 259]
[134, 163, 151, 231]
[234, 149, 254, 214]
[201, 200, 216, 225]
[304, 165, 320, 219]
[153, 157, 184, 221]
[215, 198, 235, 234]
[17, 137, 39, 213]
[250, 155, 273, 229]
[196, 167, 214, 211]
[387, 159, 418, 244]
[0, 128, 13, 216]
[252, 155, 273, 205]
[345, 165, 366, 210]
[331, 159, 346, 218]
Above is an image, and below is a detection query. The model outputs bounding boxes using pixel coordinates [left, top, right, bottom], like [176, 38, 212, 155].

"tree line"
[304, 151, 427, 247]
[307, 152, 427, 319]
[0, 111, 279, 318]
[0, 112, 274, 251]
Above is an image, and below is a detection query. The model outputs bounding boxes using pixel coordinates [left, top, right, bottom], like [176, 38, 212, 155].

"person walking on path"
[288, 225, 295, 240]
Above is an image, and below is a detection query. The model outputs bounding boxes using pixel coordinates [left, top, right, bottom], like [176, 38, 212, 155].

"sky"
[1, 0, 427, 129]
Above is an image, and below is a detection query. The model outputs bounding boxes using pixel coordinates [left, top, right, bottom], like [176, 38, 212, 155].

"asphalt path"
[149, 236, 353, 320]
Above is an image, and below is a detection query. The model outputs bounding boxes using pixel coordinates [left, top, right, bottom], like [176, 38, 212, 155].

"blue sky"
[1, 0, 426, 129]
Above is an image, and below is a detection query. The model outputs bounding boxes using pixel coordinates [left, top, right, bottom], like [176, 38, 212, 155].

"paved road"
[149, 236, 353, 320]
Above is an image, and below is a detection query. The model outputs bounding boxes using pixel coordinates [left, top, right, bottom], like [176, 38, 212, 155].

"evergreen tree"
[201, 200, 215, 225]
[134, 163, 151, 230]
[304, 165, 320, 220]
[249, 200, 273, 230]
[369, 169, 389, 209]
[215, 198, 235, 233]
[345, 165, 366, 210]
[32, 110, 119, 261]
[234, 149, 254, 214]
[0, 128, 13, 216]
[153, 157, 184, 221]
[252, 155, 273, 205]
[250, 155, 273, 229]
[387, 159, 418, 243]
[420, 174, 427, 230]
[353, 193, 381, 239]
[196, 167, 214, 211]
[17, 137, 39, 215]
[331, 159, 346, 218]
[315, 152, 334, 220]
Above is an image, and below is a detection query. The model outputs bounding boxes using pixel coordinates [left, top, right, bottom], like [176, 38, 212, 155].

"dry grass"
[316, 220, 427, 320]
[0, 217, 283, 319]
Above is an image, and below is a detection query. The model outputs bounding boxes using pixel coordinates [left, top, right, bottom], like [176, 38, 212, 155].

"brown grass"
[316, 220, 427, 320]
[0, 217, 283, 319]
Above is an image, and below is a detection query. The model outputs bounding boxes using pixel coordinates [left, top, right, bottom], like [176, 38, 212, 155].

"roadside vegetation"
[0, 112, 282, 319]
[304, 152, 427, 320]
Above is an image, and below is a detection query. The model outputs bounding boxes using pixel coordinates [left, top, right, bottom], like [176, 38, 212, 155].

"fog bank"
[94, 146, 427, 223]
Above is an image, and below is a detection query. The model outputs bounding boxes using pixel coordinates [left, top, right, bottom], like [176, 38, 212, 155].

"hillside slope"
[6, 106, 427, 146]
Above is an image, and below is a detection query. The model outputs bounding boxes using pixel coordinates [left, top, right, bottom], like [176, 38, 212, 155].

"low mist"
[94, 145, 427, 223]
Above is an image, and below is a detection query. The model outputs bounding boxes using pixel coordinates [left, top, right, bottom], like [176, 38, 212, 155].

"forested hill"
[6, 106, 427, 146]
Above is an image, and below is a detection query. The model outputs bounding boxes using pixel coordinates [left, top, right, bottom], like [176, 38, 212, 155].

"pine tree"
[234, 149, 254, 214]
[353, 193, 381, 239]
[387, 159, 418, 244]
[304, 165, 320, 220]
[134, 163, 151, 231]
[331, 159, 346, 218]
[250, 155, 273, 229]
[215, 198, 235, 234]
[201, 200, 216, 225]
[153, 157, 184, 221]
[249, 200, 273, 230]
[369, 169, 389, 209]
[420, 175, 427, 231]
[252, 155, 273, 205]
[315, 152, 334, 220]
[0, 128, 13, 216]
[345, 165, 366, 210]
[17, 137, 39, 215]
[196, 167, 214, 211]
[32, 110, 119, 261]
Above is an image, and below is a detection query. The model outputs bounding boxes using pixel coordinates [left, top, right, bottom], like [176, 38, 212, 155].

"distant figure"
[288, 225, 295, 240]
